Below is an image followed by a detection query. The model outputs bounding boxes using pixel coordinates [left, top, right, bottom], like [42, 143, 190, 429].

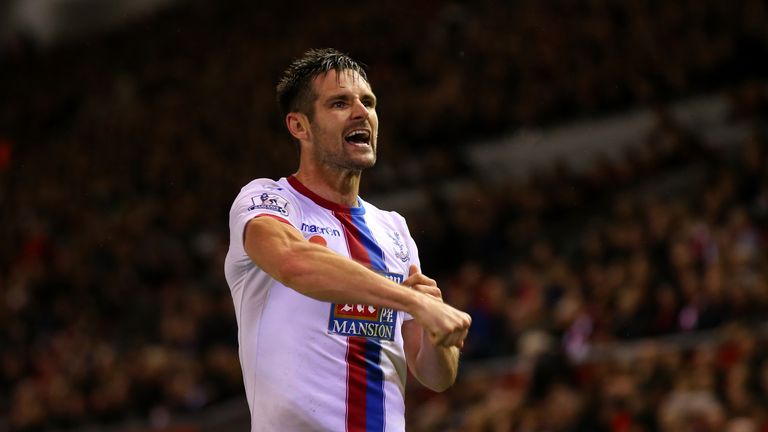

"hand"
[405, 265, 471, 348]
[403, 264, 443, 301]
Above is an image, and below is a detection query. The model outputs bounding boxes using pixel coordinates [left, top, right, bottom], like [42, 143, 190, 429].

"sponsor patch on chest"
[328, 272, 403, 341]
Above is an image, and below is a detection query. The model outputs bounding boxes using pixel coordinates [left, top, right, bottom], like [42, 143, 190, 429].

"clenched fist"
[404, 265, 471, 348]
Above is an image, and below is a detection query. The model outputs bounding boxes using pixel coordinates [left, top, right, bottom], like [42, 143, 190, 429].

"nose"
[350, 98, 369, 120]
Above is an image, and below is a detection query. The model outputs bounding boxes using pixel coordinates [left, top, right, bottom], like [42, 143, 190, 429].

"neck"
[293, 164, 362, 208]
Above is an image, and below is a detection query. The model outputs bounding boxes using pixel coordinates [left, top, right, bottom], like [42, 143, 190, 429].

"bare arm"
[402, 266, 468, 392]
[403, 321, 461, 392]
[244, 217, 471, 346]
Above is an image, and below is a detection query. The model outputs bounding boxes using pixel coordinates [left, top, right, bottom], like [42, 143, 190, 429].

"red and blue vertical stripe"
[334, 209, 387, 432]
[286, 175, 388, 432]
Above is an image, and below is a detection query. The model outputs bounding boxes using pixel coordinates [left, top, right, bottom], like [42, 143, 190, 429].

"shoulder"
[359, 197, 401, 218]
[234, 178, 299, 201]
[238, 178, 287, 195]
[230, 178, 302, 215]
[360, 198, 410, 230]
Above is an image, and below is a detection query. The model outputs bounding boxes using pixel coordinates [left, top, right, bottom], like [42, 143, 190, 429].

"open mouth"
[344, 129, 371, 146]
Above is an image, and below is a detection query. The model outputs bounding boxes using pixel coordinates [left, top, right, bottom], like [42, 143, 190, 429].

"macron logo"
[301, 223, 341, 237]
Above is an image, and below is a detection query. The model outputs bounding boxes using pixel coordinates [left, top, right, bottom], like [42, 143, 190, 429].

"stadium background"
[2, 0, 768, 430]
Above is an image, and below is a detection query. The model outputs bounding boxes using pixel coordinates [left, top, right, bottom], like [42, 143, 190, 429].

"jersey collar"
[287, 175, 366, 215]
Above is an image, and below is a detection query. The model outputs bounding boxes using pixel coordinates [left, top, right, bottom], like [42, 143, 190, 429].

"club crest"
[388, 231, 410, 263]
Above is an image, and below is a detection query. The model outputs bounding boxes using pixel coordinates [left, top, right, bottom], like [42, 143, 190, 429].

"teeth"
[345, 129, 370, 139]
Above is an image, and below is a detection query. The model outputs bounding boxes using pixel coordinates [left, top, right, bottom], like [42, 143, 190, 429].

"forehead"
[311, 69, 373, 98]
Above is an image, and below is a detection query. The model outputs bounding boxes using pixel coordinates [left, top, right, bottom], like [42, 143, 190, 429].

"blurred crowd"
[406, 123, 768, 432]
[408, 324, 768, 432]
[2, 0, 768, 430]
[399, 88, 768, 429]
[431, 110, 768, 358]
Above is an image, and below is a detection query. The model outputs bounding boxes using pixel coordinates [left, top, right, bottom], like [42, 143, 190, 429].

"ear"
[286, 112, 311, 142]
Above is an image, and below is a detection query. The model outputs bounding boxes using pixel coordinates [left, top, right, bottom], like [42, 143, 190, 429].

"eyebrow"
[325, 91, 377, 104]
[326, 93, 352, 102]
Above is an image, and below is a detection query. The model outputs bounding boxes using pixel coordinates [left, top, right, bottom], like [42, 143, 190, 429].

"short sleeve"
[229, 179, 303, 249]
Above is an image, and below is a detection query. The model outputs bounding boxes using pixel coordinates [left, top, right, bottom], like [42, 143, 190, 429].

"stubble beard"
[312, 130, 377, 173]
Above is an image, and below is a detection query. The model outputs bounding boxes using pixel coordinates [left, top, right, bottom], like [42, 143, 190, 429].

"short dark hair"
[276, 48, 368, 120]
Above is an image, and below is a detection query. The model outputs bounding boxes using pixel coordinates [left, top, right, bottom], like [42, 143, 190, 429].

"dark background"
[2, 0, 768, 430]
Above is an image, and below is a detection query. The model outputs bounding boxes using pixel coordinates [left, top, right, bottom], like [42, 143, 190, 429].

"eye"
[331, 101, 347, 108]
[360, 96, 376, 108]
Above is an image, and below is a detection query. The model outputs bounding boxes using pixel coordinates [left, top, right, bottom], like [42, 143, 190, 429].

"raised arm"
[244, 216, 471, 347]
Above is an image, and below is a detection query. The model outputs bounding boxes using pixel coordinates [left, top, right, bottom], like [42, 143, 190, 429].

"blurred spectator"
[2, 0, 768, 430]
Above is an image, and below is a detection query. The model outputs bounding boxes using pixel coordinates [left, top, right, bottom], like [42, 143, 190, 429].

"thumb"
[408, 264, 419, 277]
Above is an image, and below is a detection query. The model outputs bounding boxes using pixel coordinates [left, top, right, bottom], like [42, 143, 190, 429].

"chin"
[351, 160, 376, 171]
[360, 155, 377, 169]
[347, 152, 376, 170]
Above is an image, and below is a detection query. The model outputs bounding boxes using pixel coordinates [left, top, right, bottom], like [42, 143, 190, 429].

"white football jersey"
[224, 176, 419, 432]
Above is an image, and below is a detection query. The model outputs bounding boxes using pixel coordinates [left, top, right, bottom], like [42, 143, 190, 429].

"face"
[305, 69, 378, 172]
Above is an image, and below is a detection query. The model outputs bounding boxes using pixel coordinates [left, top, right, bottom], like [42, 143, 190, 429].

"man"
[224, 48, 471, 432]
